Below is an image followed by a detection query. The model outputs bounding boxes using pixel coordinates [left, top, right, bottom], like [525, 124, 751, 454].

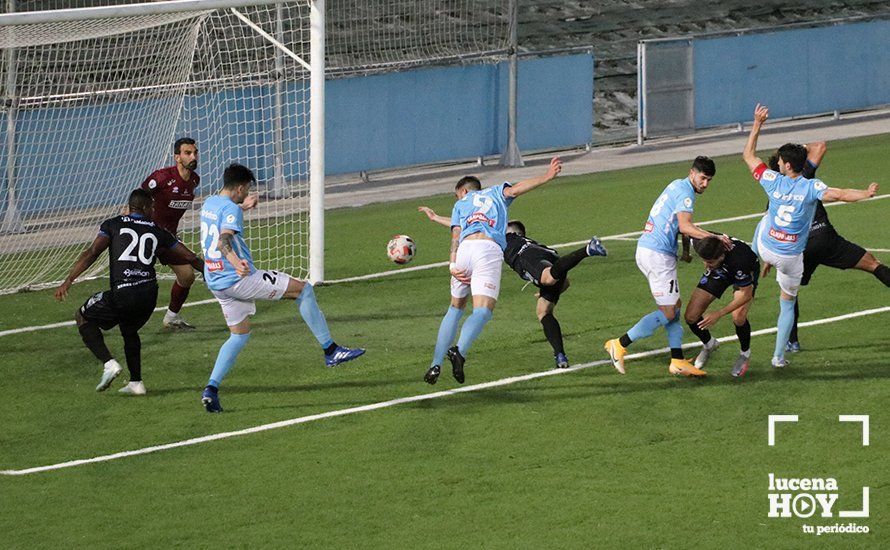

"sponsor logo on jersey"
[123, 268, 151, 278]
[148, 179, 157, 189]
[683, 197, 693, 208]
[205, 260, 224, 271]
[643, 220, 654, 233]
[226, 214, 236, 224]
[466, 212, 495, 227]
[773, 192, 805, 202]
[172, 186, 179, 193]
[121, 216, 154, 226]
[813, 180, 827, 191]
[768, 228, 798, 243]
[168, 200, 191, 209]
[201, 209, 218, 220]
[763, 171, 777, 182]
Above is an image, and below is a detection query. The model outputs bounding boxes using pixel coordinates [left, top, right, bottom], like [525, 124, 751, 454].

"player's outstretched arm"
[218, 229, 251, 278]
[822, 183, 879, 203]
[742, 104, 769, 172]
[680, 235, 693, 263]
[449, 226, 470, 283]
[55, 235, 110, 301]
[168, 243, 204, 272]
[503, 157, 562, 199]
[418, 206, 451, 228]
[805, 141, 827, 167]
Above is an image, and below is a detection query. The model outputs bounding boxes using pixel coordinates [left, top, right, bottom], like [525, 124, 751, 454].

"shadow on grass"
[148, 376, 416, 397]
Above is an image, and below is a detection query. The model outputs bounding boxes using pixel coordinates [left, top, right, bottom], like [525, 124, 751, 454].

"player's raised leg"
[285, 277, 365, 367]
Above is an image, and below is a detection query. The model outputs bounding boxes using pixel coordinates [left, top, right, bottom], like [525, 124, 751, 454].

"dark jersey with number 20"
[99, 214, 178, 290]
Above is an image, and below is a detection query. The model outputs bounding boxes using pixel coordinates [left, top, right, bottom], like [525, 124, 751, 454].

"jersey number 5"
[774, 205, 795, 227]
[118, 228, 158, 265]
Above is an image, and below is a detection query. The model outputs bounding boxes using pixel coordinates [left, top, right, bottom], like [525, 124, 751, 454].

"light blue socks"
[431, 306, 463, 367]
[665, 317, 684, 348]
[774, 297, 796, 360]
[627, 309, 671, 342]
[457, 307, 493, 355]
[209, 333, 251, 388]
[297, 283, 333, 349]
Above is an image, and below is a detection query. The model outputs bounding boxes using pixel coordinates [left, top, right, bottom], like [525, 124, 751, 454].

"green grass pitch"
[1, 135, 888, 547]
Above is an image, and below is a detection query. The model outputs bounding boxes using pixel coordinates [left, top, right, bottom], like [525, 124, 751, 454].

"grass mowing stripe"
[3, 304, 887, 477]
[3, 193, 886, 338]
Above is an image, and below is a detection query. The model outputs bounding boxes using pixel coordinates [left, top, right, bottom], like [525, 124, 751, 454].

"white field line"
[867, 248, 890, 253]
[2, 305, 888, 476]
[2, 194, 887, 338]
[325, 193, 890, 282]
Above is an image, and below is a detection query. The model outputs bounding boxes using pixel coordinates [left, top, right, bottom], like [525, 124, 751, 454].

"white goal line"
[2, 305, 887, 476]
[0, 194, 886, 339]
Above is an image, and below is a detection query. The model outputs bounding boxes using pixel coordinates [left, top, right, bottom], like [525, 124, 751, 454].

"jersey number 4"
[118, 228, 158, 265]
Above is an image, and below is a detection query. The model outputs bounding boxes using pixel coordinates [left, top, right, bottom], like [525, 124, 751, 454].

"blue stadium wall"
[0, 53, 592, 217]
[693, 19, 890, 127]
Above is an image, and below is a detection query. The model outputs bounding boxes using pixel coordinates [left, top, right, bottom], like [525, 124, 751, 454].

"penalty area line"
[2, 305, 888, 476]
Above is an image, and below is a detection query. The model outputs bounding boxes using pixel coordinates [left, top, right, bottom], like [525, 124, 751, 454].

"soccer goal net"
[0, 0, 510, 294]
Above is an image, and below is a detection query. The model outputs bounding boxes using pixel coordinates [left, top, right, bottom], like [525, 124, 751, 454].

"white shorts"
[211, 269, 290, 326]
[756, 228, 803, 296]
[450, 239, 504, 300]
[636, 246, 680, 306]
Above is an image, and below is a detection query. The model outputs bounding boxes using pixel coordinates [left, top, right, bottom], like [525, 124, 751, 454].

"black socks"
[549, 246, 590, 281]
[686, 316, 712, 345]
[540, 314, 565, 356]
[78, 321, 112, 363]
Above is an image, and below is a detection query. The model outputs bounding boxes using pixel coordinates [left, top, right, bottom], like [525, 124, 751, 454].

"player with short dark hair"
[199, 163, 364, 413]
[421, 157, 562, 385]
[742, 104, 878, 368]
[604, 156, 727, 378]
[683, 235, 759, 377]
[765, 142, 890, 352]
[139, 138, 258, 330]
[418, 209, 607, 369]
[55, 189, 203, 395]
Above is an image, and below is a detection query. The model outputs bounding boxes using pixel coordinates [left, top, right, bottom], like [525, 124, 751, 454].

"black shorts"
[696, 271, 758, 300]
[513, 248, 564, 304]
[79, 283, 158, 332]
[538, 278, 567, 305]
[802, 230, 867, 286]
[515, 247, 558, 285]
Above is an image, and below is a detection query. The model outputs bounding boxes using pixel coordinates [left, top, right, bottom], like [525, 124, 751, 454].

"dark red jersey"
[140, 165, 200, 235]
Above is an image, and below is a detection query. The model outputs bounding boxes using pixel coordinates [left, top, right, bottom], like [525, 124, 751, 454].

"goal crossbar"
[0, 0, 294, 26]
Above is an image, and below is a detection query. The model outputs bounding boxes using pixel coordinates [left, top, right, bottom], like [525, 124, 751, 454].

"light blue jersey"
[755, 168, 826, 255]
[450, 183, 514, 250]
[200, 194, 254, 291]
[637, 178, 696, 256]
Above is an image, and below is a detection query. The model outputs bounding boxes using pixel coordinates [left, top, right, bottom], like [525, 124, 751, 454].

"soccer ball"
[387, 235, 416, 264]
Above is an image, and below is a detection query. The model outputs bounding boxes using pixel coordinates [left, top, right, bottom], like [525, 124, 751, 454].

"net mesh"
[0, 0, 511, 293]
